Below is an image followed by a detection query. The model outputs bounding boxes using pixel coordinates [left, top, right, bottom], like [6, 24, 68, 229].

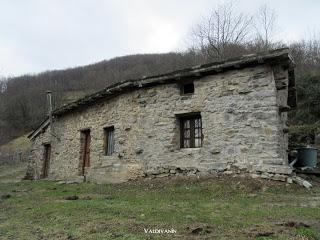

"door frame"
[41, 143, 51, 179]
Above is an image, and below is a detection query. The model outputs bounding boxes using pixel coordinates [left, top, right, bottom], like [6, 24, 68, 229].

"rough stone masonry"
[26, 48, 296, 183]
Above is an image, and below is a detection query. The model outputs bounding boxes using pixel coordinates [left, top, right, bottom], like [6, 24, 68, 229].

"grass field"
[0, 167, 320, 240]
[0, 163, 28, 184]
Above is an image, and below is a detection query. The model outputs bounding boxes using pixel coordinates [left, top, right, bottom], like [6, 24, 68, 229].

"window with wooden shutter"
[180, 115, 203, 148]
[104, 126, 115, 155]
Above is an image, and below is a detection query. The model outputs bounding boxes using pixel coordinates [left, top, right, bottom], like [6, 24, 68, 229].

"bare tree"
[254, 4, 277, 50]
[0, 78, 7, 93]
[190, 1, 253, 60]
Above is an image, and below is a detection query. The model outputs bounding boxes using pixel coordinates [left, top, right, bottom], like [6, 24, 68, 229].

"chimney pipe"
[46, 91, 53, 130]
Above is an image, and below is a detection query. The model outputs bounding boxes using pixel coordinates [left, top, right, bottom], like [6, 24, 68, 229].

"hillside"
[0, 52, 200, 145]
[0, 42, 319, 147]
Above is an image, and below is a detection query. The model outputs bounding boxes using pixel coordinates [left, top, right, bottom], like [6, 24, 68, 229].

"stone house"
[26, 48, 296, 183]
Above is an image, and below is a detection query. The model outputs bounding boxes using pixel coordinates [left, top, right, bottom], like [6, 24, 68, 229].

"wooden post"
[46, 91, 53, 133]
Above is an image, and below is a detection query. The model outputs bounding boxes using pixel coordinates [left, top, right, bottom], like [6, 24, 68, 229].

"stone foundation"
[143, 164, 292, 182]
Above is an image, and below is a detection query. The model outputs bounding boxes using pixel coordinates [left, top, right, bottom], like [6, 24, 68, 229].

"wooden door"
[82, 130, 91, 175]
[42, 144, 51, 178]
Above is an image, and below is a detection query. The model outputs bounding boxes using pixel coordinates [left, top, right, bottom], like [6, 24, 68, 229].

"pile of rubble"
[144, 165, 313, 188]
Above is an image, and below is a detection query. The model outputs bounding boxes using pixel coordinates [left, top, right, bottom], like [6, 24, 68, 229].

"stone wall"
[26, 127, 51, 179]
[29, 64, 292, 183]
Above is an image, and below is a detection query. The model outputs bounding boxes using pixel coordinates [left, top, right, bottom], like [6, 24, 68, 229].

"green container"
[295, 147, 318, 168]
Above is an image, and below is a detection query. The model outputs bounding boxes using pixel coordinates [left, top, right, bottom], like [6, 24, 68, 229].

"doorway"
[81, 129, 91, 175]
[41, 144, 51, 179]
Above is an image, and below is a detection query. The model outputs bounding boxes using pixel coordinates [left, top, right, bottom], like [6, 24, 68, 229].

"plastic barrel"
[295, 147, 318, 168]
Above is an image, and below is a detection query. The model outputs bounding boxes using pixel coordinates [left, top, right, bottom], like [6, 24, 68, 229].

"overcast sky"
[0, 0, 319, 77]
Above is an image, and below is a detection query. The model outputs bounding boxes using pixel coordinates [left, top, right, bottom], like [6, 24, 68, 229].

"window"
[104, 126, 114, 155]
[181, 82, 194, 95]
[180, 115, 203, 148]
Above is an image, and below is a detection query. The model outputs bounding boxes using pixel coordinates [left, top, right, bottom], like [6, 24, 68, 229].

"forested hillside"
[0, 41, 319, 146]
[0, 52, 202, 145]
[0, 2, 319, 146]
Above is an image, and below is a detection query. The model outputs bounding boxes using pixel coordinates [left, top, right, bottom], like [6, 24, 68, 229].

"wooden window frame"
[180, 114, 203, 148]
[104, 126, 115, 156]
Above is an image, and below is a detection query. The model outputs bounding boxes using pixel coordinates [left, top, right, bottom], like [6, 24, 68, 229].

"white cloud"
[0, 39, 39, 76]
[0, 0, 319, 76]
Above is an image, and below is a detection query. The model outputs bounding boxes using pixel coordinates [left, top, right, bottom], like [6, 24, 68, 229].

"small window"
[180, 115, 203, 148]
[104, 126, 115, 155]
[181, 82, 194, 95]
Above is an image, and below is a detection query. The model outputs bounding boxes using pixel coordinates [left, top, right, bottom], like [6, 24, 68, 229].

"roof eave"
[27, 118, 50, 140]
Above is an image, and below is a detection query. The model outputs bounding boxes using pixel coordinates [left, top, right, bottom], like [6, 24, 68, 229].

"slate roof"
[53, 48, 296, 117]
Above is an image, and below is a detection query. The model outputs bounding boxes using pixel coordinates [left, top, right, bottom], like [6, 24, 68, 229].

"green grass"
[0, 134, 31, 153]
[0, 163, 27, 183]
[0, 176, 320, 240]
[295, 227, 320, 240]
